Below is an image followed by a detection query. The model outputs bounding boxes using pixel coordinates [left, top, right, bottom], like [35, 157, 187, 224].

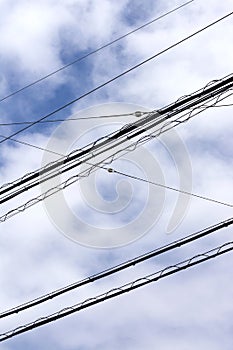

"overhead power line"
[0, 0, 194, 104]
[0, 130, 232, 211]
[0, 76, 232, 223]
[0, 111, 147, 126]
[0, 88, 233, 156]
[0, 96, 232, 127]
[1, 240, 233, 342]
[106, 168, 233, 209]
[0, 134, 63, 156]
[0, 110, 149, 156]
[1, 9, 232, 145]
[0, 73, 232, 211]
[0, 216, 232, 319]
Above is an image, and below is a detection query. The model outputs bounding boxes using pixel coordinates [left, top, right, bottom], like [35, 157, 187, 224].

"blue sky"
[0, 0, 233, 349]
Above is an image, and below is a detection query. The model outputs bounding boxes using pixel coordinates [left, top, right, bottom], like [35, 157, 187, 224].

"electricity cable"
[0, 96, 232, 127]
[0, 217, 232, 319]
[0, 0, 194, 104]
[0, 135, 63, 156]
[0, 87, 232, 159]
[0, 98, 231, 223]
[0, 79, 232, 217]
[1, 74, 232, 202]
[0, 239, 233, 342]
[0, 111, 147, 126]
[0, 126, 232, 210]
[106, 168, 233, 209]
[1, 9, 232, 145]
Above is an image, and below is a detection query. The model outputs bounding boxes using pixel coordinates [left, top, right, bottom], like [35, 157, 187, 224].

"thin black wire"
[108, 168, 233, 209]
[1, 132, 232, 209]
[0, 0, 194, 104]
[1, 240, 233, 342]
[0, 216, 232, 319]
[1, 9, 232, 145]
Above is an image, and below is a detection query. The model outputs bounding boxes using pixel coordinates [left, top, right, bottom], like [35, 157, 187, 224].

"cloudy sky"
[0, 0, 233, 349]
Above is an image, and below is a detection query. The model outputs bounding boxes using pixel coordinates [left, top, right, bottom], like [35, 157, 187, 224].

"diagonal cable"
[1, 9, 233, 145]
[0, 239, 233, 342]
[0, 216, 232, 319]
[0, 0, 194, 103]
[1, 73, 233, 203]
[107, 168, 233, 209]
[0, 80, 232, 221]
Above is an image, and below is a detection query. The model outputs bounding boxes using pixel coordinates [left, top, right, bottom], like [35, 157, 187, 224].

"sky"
[0, 0, 233, 348]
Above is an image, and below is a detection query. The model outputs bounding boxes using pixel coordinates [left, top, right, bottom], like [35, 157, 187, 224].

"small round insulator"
[134, 111, 143, 117]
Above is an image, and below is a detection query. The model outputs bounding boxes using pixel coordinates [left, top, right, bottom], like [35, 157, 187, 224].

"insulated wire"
[1, 126, 232, 211]
[0, 216, 232, 319]
[0, 0, 194, 104]
[106, 168, 233, 209]
[0, 110, 148, 154]
[0, 114, 226, 221]
[1, 9, 232, 145]
[1, 84, 232, 219]
[0, 135, 63, 156]
[0, 239, 233, 342]
[0, 97, 232, 127]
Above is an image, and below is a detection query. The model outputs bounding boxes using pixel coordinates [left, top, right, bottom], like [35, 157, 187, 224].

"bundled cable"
[0, 216, 232, 319]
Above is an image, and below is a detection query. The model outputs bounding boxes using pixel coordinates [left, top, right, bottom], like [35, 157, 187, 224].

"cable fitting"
[134, 111, 144, 118]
